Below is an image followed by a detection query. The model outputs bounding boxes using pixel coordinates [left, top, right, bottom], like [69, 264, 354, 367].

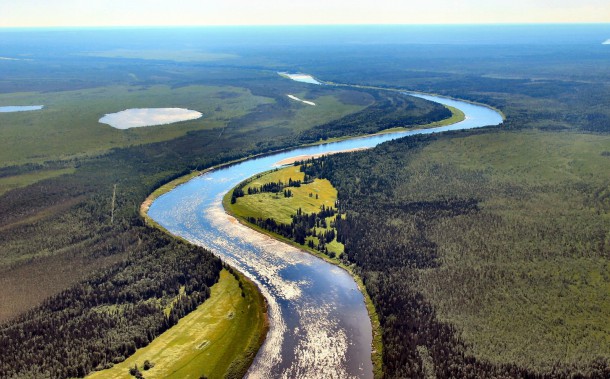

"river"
[147, 91, 503, 378]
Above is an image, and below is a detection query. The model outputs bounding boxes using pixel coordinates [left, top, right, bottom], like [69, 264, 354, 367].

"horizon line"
[1, 22, 610, 30]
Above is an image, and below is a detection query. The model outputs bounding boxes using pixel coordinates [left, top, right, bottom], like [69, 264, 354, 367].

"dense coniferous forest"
[300, 128, 610, 378]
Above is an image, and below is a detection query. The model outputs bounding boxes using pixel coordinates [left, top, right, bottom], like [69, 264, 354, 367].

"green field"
[0, 85, 270, 166]
[296, 129, 610, 376]
[226, 165, 343, 255]
[87, 269, 267, 379]
[0, 84, 367, 168]
[233, 165, 337, 222]
[281, 93, 373, 132]
[0, 167, 75, 196]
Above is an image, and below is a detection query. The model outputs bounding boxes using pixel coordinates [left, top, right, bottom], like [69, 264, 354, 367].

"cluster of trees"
[246, 205, 338, 250]
[231, 178, 304, 203]
[128, 360, 154, 379]
[247, 178, 303, 195]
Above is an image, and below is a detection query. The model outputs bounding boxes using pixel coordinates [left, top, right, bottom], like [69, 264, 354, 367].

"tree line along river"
[148, 90, 503, 378]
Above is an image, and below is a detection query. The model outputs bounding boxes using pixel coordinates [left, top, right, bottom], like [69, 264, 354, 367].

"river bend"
[148, 92, 503, 378]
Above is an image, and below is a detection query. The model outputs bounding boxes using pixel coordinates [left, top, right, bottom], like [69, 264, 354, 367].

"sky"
[1, 0, 610, 28]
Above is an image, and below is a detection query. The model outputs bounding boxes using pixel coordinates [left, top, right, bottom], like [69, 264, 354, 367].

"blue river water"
[148, 92, 503, 378]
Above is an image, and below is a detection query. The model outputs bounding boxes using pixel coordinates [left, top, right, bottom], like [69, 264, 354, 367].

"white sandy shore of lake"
[287, 94, 316, 106]
[99, 108, 202, 129]
[273, 147, 369, 166]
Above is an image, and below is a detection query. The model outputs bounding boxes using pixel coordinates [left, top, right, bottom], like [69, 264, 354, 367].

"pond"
[278, 72, 322, 85]
[99, 108, 202, 129]
[0, 105, 44, 113]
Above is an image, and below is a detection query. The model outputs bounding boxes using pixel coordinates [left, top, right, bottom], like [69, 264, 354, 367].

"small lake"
[99, 108, 202, 129]
[279, 72, 322, 85]
[0, 105, 44, 113]
[148, 91, 503, 378]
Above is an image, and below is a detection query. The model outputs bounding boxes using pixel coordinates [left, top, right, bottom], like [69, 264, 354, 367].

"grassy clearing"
[0, 84, 271, 166]
[87, 269, 267, 379]
[233, 165, 338, 225]
[225, 91, 367, 136]
[0, 167, 75, 196]
[223, 165, 384, 378]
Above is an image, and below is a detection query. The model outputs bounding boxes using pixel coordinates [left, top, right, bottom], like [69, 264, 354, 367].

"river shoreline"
[144, 87, 503, 377]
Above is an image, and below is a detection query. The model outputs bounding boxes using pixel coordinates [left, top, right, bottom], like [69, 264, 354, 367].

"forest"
[0, 225, 222, 378]
[300, 128, 610, 378]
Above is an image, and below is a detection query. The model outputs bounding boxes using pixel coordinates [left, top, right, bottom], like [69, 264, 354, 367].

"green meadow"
[0, 167, 75, 196]
[234, 165, 337, 223]
[87, 269, 267, 379]
[226, 165, 344, 257]
[0, 85, 368, 168]
[0, 85, 270, 166]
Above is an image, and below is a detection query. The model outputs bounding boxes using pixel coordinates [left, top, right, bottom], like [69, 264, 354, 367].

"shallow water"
[99, 107, 202, 129]
[287, 94, 316, 106]
[279, 72, 322, 85]
[148, 92, 503, 378]
[0, 105, 43, 113]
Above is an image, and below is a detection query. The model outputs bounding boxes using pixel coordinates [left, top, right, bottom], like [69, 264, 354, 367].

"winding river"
[148, 91, 503, 378]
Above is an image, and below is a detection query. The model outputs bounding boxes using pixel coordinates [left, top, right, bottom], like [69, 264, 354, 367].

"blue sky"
[1, 0, 609, 27]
